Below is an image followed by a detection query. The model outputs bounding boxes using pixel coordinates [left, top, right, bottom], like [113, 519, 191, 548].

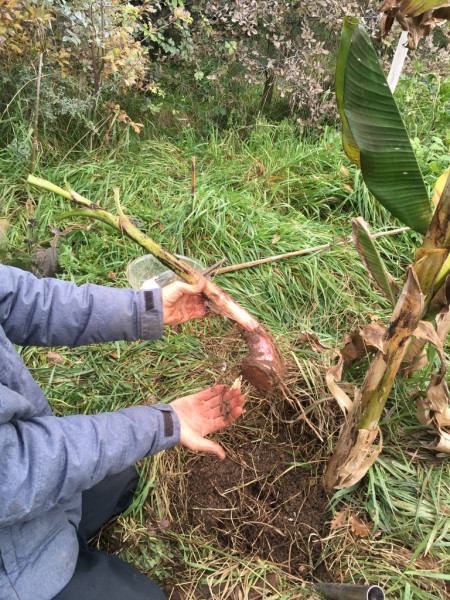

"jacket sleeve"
[0, 382, 180, 527]
[0, 264, 163, 347]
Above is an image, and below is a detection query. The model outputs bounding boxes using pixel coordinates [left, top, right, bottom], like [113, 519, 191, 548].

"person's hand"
[162, 279, 210, 325]
[170, 384, 245, 459]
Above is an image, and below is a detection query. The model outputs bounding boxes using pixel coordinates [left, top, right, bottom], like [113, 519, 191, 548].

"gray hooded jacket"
[0, 264, 180, 600]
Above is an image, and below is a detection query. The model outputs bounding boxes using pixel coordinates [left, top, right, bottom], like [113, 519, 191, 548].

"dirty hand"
[170, 385, 245, 459]
[162, 279, 210, 325]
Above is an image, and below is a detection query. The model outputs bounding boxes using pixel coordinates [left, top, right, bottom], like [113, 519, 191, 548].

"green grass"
[1, 90, 449, 600]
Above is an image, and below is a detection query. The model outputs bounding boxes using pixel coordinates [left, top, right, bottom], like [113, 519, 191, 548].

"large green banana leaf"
[336, 17, 433, 235]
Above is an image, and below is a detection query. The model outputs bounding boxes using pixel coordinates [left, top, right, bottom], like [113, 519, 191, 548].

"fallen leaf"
[47, 351, 64, 365]
[143, 394, 158, 406]
[297, 331, 336, 354]
[340, 165, 350, 177]
[110, 351, 119, 360]
[341, 322, 385, 364]
[330, 510, 348, 530]
[272, 233, 280, 244]
[32, 245, 59, 278]
[107, 271, 117, 279]
[342, 183, 354, 194]
[349, 514, 372, 537]
[368, 313, 382, 322]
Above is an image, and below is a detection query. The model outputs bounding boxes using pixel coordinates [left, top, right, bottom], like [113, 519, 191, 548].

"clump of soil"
[185, 440, 329, 574]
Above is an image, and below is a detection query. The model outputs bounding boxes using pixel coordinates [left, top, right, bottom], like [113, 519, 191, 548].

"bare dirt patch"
[167, 332, 333, 581]
[185, 442, 329, 575]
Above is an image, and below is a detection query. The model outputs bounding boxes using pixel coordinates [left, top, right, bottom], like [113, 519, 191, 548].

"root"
[279, 382, 324, 442]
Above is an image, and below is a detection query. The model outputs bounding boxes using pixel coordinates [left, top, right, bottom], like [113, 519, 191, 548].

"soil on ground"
[184, 438, 329, 575]
[174, 334, 331, 577]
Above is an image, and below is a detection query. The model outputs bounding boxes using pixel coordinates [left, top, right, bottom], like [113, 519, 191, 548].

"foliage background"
[0, 0, 448, 156]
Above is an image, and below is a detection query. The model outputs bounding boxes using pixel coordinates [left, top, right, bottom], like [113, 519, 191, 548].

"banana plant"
[323, 17, 450, 490]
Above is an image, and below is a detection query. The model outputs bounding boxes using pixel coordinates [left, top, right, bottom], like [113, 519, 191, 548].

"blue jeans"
[53, 467, 167, 600]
